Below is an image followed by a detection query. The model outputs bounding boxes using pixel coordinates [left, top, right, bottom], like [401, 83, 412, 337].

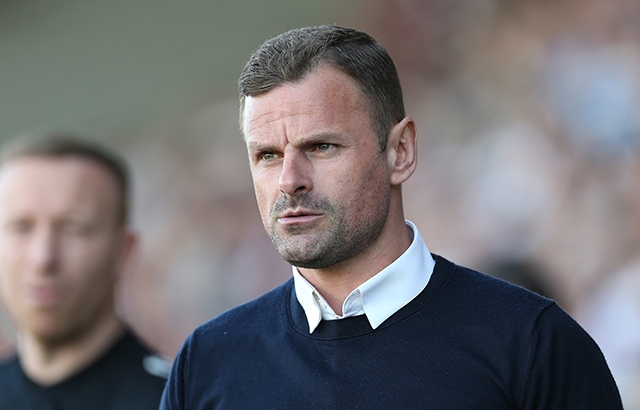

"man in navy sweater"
[161, 25, 622, 409]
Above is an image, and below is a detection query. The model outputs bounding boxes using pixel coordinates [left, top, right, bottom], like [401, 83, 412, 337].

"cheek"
[253, 185, 266, 210]
[64, 243, 118, 306]
[0, 248, 23, 319]
[0, 274, 14, 308]
[0, 239, 23, 287]
[348, 162, 389, 210]
[252, 176, 276, 218]
[64, 236, 118, 277]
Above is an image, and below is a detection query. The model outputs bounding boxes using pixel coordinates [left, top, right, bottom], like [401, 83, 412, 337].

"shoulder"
[191, 279, 293, 340]
[121, 331, 172, 379]
[173, 280, 293, 368]
[0, 353, 18, 368]
[435, 254, 555, 316]
[0, 355, 39, 408]
[518, 300, 623, 407]
[431, 256, 622, 406]
[423, 255, 561, 342]
[99, 331, 169, 389]
[94, 331, 168, 408]
[161, 280, 294, 408]
[0, 354, 20, 384]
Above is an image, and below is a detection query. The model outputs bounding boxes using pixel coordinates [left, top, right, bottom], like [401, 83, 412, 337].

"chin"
[282, 251, 339, 270]
[28, 319, 74, 345]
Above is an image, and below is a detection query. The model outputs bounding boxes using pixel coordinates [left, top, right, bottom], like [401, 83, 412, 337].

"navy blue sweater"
[161, 255, 622, 409]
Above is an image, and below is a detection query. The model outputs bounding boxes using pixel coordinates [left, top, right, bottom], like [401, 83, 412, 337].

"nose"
[27, 227, 57, 274]
[278, 149, 312, 196]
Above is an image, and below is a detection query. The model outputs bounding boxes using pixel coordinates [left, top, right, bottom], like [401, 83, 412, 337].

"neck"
[298, 196, 412, 315]
[19, 312, 124, 386]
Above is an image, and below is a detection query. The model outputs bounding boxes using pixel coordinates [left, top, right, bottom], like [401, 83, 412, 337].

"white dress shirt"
[293, 220, 436, 333]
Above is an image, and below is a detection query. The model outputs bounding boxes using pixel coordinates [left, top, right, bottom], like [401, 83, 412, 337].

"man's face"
[0, 156, 129, 344]
[243, 65, 391, 269]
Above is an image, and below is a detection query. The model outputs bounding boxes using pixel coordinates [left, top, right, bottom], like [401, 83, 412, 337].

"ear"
[115, 230, 139, 281]
[112, 230, 140, 317]
[386, 116, 418, 186]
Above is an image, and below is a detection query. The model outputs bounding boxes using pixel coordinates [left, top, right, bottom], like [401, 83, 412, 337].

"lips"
[26, 285, 63, 307]
[276, 209, 323, 226]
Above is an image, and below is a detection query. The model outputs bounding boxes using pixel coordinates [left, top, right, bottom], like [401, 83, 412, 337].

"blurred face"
[0, 156, 130, 345]
[243, 65, 391, 269]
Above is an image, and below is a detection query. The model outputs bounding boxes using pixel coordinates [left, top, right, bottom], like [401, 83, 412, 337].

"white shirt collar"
[292, 220, 435, 333]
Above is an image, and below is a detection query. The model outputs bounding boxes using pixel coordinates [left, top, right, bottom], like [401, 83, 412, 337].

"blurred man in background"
[0, 134, 167, 409]
[161, 25, 622, 408]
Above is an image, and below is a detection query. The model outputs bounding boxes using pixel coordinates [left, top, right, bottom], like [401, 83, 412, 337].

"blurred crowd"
[1, 0, 638, 407]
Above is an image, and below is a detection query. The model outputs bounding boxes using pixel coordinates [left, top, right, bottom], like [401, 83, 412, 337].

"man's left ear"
[116, 230, 139, 280]
[386, 116, 418, 186]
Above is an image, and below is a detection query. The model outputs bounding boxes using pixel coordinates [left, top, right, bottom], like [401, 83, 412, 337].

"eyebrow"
[246, 141, 276, 153]
[248, 132, 344, 150]
[295, 132, 343, 146]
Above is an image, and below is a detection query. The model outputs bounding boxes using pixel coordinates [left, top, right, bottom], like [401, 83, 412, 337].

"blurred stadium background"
[1, 0, 639, 407]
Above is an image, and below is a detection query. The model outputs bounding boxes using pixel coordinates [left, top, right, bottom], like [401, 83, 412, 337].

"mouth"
[276, 209, 323, 226]
[26, 285, 63, 307]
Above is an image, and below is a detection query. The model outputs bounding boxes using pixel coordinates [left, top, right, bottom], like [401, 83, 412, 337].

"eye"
[6, 219, 33, 234]
[256, 151, 278, 163]
[317, 143, 331, 151]
[260, 151, 278, 161]
[60, 222, 91, 236]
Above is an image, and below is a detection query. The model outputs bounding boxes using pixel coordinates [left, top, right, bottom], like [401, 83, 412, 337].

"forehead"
[243, 65, 370, 142]
[0, 156, 120, 219]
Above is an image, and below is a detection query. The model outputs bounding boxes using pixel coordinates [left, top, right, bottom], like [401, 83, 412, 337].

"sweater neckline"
[288, 254, 456, 340]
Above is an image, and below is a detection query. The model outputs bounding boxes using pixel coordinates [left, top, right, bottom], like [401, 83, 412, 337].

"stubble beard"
[267, 189, 390, 270]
